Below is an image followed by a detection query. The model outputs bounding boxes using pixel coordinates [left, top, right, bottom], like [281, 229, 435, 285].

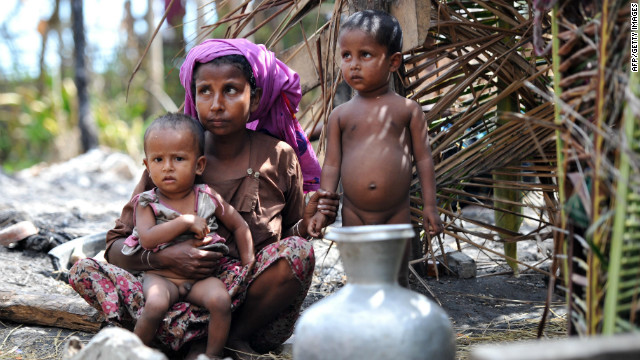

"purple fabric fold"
[179, 38, 320, 192]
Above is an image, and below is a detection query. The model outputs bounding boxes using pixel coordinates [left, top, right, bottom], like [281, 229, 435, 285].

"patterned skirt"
[68, 236, 315, 351]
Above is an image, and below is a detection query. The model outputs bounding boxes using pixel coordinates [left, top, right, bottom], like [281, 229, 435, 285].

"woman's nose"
[211, 92, 224, 111]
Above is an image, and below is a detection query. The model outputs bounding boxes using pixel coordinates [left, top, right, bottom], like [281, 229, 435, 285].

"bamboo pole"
[493, 6, 523, 276]
[551, 2, 569, 319]
[602, 30, 638, 334]
[588, 0, 610, 335]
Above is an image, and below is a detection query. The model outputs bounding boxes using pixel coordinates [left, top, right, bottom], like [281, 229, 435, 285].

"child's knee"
[203, 290, 231, 313]
[143, 296, 171, 317]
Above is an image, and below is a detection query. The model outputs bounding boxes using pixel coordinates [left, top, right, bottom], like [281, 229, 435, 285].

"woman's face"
[193, 62, 260, 136]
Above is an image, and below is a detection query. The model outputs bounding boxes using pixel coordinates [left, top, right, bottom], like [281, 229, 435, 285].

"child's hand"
[199, 235, 213, 245]
[307, 213, 327, 238]
[182, 214, 210, 239]
[304, 189, 340, 226]
[423, 206, 443, 236]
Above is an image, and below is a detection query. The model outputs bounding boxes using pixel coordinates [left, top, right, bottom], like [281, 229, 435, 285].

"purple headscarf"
[179, 38, 320, 192]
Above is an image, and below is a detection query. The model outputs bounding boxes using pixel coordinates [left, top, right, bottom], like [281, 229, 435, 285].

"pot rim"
[324, 224, 415, 242]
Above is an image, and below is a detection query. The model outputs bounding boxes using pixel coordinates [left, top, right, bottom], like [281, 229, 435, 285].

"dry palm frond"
[172, 1, 558, 280]
[602, 6, 640, 334]
[551, 0, 639, 335]
[456, 316, 567, 360]
[183, 0, 640, 339]
[406, 1, 557, 277]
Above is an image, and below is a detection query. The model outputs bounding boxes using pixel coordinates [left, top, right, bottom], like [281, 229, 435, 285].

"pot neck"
[337, 238, 407, 285]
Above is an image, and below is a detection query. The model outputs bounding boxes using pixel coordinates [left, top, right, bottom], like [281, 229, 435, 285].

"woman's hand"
[307, 212, 327, 238]
[156, 239, 223, 279]
[303, 189, 340, 227]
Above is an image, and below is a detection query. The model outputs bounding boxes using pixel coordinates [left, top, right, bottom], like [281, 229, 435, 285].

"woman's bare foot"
[226, 339, 262, 360]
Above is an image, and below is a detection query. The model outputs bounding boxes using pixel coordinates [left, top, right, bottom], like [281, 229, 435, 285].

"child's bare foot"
[226, 339, 262, 360]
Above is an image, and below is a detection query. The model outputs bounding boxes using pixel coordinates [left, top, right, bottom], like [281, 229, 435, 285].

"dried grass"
[455, 316, 567, 360]
[225, 316, 568, 360]
[0, 323, 85, 360]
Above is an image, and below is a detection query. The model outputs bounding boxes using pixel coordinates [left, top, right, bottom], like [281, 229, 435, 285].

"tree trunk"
[146, 0, 165, 117]
[494, 10, 522, 276]
[37, 0, 61, 95]
[194, 0, 210, 44]
[71, 0, 98, 152]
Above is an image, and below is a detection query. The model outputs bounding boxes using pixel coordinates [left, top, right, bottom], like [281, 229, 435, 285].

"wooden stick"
[443, 229, 552, 277]
[408, 263, 442, 306]
[0, 288, 102, 333]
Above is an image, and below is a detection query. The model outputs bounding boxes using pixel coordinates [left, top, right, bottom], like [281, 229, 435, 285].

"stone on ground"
[62, 327, 168, 360]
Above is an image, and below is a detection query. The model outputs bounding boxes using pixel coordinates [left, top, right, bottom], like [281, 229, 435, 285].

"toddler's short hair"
[144, 112, 205, 156]
[340, 10, 403, 55]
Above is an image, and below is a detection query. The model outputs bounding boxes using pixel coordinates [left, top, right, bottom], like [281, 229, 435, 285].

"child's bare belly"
[340, 147, 412, 225]
[147, 269, 193, 286]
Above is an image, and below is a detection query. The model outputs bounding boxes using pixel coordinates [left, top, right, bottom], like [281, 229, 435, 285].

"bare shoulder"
[329, 98, 359, 124]
[390, 92, 422, 113]
[330, 101, 352, 118]
[326, 101, 346, 130]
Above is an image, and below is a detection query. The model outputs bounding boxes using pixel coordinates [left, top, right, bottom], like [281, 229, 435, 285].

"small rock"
[0, 221, 38, 246]
[62, 327, 168, 360]
[439, 251, 477, 278]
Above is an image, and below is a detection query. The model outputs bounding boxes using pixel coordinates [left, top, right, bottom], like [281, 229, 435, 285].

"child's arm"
[213, 193, 255, 267]
[308, 109, 343, 237]
[135, 204, 210, 250]
[409, 101, 444, 236]
[318, 109, 343, 193]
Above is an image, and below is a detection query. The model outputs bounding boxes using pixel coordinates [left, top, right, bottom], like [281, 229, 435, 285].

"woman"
[69, 38, 339, 359]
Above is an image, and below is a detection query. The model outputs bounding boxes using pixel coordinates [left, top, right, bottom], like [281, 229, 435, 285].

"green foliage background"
[0, 58, 149, 173]
[0, 2, 329, 174]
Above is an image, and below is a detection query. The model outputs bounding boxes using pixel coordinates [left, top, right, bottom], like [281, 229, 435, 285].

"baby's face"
[338, 28, 392, 96]
[143, 128, 202, 195]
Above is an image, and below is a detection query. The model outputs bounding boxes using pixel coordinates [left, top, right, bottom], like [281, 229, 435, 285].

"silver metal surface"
[294, 224, 455, 360]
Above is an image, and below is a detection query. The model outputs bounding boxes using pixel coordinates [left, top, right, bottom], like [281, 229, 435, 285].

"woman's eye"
[225, 86, 238, 95]
[198, 87, 210, 95]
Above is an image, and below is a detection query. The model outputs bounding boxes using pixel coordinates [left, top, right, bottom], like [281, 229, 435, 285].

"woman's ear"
[195, 155, 207, 175]
[250, 88, 263, 113]
[389, 52, 403, 72]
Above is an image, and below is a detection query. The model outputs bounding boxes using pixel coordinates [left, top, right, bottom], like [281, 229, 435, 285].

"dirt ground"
[0, 149, 566, 360]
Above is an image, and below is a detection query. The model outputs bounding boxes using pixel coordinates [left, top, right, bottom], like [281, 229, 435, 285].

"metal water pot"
[293, 224, 455, 360]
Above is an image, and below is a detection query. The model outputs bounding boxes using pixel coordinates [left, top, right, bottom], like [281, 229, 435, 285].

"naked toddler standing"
[308, 10, 444, 283]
